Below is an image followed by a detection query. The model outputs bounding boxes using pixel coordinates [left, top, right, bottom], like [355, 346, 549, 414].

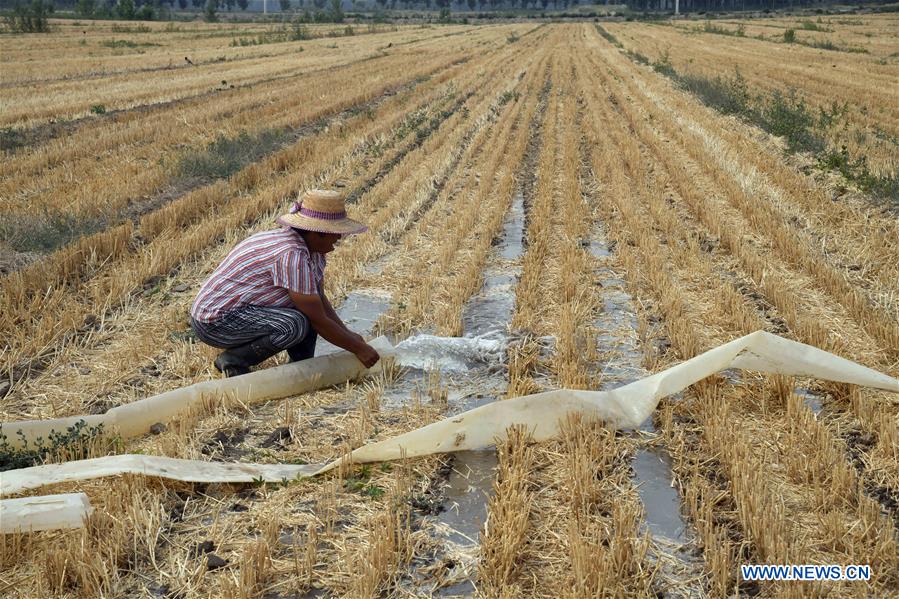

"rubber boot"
[287, 330, 318, 363]
[213, 336, 281, 377]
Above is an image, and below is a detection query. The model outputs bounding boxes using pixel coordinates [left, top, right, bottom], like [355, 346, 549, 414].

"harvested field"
[603, 15, 899, 182]
[1, 16, 898, 598]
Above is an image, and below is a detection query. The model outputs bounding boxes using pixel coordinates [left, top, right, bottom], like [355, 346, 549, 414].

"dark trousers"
[191, 306, 317, 361]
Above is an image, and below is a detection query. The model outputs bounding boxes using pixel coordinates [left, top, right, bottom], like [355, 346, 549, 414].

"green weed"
[176, 128, 289, 180]
[0, 420, 110, 471]
[0, 208, 107, 253]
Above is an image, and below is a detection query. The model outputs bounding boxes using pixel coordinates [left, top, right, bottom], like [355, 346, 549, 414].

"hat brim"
[276, 213, 368, 235]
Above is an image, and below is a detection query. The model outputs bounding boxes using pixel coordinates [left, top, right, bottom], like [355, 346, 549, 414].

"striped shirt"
[191, 227, 325, 323]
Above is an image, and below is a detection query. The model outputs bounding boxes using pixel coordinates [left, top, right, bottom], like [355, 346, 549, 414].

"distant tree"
[279, 0, 290, 10]
[137, 3, 155, 18]
[178, 0, 187, 8]
[204, 0, 217, 20]
[4, 0, 53, 32]
[477, 0, 486, 8]
[466, 0, 474, 9]
[236, 0, 247, 8]
[329, 0, 342, 20]
[117, 0, 136, 18]
[77, 0, 96, 16]
[539, 0, 547, 8]
[192, 0, 203, 7]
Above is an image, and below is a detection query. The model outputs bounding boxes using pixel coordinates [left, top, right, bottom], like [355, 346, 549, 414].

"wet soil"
[314, 290, 392, 357]
[588, 222, 704, 596]
[518, 74, 552, 240]
[403, 192, 526, 595]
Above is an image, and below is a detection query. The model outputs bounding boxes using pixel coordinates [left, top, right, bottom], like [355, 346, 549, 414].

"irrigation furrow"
[4, 22, 897, 599]
[579, 28, 897, 594]
[314, 35, 553, 596]
[1, 30, 543, 420]
[586, 28, 899, 495]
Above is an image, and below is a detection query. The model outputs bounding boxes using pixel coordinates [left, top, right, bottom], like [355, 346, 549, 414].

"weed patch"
[633, 58, 896, 203]
[818, 146, 899, 202]
[677, 70, 751, 117]
[0, 420, 111, 471]
[101, 39, 162, 49]
[499, 90, 520, 106]
[697, 21, 745, 37]
[763, 90, 823, 153]
[651, 51, 676, 78]
[176, 128, 290, 180]
[626, 49, 650, 65]
[781, 29, 868, 53]
[594, 23, 621, 47]
[0, 128, 26, 153]
[342, 464, 387, 499]
[802, 38, 868, 53]
[799, 20, 833, 32]
[0, 208, 107, 253]
[111, 23, 151, 33]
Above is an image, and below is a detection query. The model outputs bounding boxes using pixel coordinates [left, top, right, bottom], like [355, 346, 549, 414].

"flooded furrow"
[313, 289, 392, 357]
[589, 222, 705, 597]
[395, 192, 525, 596]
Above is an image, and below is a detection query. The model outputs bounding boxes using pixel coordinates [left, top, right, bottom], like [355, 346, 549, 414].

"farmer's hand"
[354, 343, 380, 369]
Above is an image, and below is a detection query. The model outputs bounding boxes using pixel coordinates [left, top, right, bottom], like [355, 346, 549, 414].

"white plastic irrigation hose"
[2, 331, 898, 531]
[0, 337, 395, 450]
[0, 493, 93, 533]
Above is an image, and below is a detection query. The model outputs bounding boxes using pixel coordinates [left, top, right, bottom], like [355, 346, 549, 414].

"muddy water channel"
[589, 223, 704, 597]
[314, 289, 392, 357]
[424, 193, 525, 595]
[316, 195, 524, 594]
[321, 198, 704, 594]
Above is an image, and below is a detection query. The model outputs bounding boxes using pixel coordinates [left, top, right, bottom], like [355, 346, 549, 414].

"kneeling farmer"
[190, 189, 380, 377]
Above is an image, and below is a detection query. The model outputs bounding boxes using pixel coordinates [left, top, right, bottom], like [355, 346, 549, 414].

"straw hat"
[276, 189, 367, 235]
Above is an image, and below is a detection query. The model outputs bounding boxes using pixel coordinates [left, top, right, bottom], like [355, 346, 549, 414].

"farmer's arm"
[289, 290, 379, 367]
[320, 288, 354, 334]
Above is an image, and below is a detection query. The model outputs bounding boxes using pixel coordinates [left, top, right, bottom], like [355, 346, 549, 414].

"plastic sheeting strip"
[0, 337, 395, 450]
[1, 493, 93, 533]
[2, 331, 896, 499]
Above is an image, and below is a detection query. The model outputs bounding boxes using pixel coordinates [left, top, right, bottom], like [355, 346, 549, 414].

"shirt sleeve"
[271, 249, 317, 295]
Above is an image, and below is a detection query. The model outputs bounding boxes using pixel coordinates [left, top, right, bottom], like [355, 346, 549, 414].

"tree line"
[623, 0, 896, 11]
